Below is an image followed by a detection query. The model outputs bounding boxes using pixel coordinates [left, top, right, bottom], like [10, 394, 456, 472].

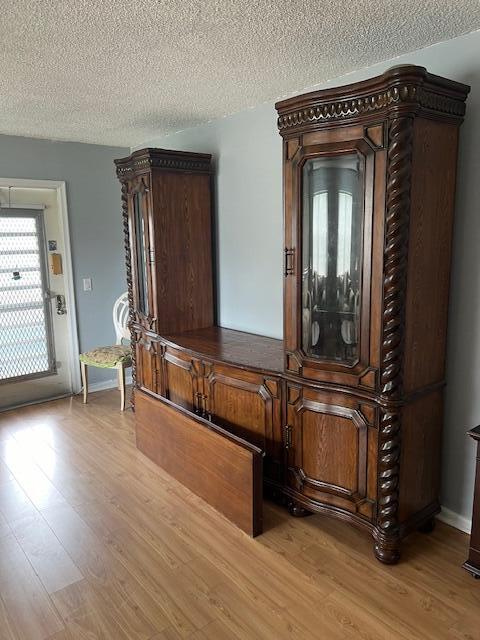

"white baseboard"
[86, 375, 133, 394]
[438, 506, 472, 534]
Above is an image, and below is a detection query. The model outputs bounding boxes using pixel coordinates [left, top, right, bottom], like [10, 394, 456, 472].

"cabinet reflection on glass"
[133, 191, 149, 317]
[302, 153, 364, 364]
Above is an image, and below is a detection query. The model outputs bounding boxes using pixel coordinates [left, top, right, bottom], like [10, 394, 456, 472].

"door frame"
[0, 177, 81, 394]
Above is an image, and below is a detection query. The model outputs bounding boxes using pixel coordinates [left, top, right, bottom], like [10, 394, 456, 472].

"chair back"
[113, 292, 130, 345]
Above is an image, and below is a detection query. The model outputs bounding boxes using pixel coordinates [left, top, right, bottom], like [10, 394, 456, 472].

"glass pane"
[133, 192, 149, 316]
[0, 214, 52, 380]
[302, 154, 364, 364]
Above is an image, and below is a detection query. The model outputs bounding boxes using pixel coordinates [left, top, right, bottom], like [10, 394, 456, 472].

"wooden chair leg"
[118, 365, 126, 411]
[81, 362, 88, 404]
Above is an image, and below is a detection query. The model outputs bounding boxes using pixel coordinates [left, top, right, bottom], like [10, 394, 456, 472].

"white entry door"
[0, 185, 77, 410]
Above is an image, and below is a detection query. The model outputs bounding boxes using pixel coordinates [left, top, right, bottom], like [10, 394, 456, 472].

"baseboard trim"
[86, 375, 133, 393]
[438, 506, 472, 534]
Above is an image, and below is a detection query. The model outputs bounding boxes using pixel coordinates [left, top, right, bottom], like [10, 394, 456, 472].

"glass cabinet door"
[302, 154, 364, 364]
[132, 189, 149, 317]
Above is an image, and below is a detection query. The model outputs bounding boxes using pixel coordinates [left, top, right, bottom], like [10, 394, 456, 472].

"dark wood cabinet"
[117, 66, 469, 557]
[115, 148, 215, 404]
[276, 65, 469, 562]
[464, 426, 480, 579]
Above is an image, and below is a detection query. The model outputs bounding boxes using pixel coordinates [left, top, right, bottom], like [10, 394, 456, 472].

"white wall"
[139, 29, 480, 529]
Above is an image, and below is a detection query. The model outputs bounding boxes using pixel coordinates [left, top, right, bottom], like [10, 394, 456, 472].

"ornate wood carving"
[381, 117, 413, 398]
[276, 66, 468, 136]
[121, 180, 136, 409]
[115, 148, 212, 177]
[375, 116, 414, 562]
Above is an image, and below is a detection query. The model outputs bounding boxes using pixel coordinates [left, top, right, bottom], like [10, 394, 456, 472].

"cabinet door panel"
[284, 127, 386, 390]
[286, 384, 377, 520]
[301, 411, 360, 494]
[133, 329, 160, 395]
[161, 346, 202, 414]
[204, 364, 283, 485]
[128, 174, 156, 331]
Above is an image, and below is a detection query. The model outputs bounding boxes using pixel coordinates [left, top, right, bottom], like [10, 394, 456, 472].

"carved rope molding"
[377, 116, 414, 540]
[277, 85, 465, 131]
[121, 181, 137, 408]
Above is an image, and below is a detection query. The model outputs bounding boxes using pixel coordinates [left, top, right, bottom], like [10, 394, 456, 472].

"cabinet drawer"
[135, 390, 263, 536]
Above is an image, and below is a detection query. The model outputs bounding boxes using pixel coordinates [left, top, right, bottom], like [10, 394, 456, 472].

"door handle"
[56, 294, 67, 315]
[284, 248, 295, 276]
[284, 425, 292, 449]
[194, 392, 209, 419]
[194, 392, 203, 415]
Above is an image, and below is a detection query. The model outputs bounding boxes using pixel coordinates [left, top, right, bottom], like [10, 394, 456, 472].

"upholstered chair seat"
[79, 345, 131, 369]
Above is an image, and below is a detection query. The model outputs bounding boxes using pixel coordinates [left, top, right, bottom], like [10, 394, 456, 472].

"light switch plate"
[83, 278, 92, 291]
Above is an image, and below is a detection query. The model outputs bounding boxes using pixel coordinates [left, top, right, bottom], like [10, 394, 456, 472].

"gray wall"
[140, 29, 480, 527]
[0, 134, 129, 384]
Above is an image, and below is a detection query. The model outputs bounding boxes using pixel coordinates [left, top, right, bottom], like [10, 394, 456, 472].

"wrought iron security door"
[0, 209, 55, 382]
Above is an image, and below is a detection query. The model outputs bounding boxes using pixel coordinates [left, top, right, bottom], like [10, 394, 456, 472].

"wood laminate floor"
[0, 389, 478, 640]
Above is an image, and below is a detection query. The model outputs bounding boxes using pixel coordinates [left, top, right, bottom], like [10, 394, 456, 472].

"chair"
[79, 292, 132, 410]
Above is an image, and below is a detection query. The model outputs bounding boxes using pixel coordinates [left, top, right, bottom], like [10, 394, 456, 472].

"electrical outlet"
[83, 278, 92, 292]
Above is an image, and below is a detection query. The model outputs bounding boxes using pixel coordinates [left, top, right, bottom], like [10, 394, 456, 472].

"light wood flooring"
[0, 389, 478, 640]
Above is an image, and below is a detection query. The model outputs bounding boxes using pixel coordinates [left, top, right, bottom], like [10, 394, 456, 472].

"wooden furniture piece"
[464, 426, 480, 578]
[135, 391, 263, 536]
[276, 65, 469, 563]
[114, 147, 214, 408]
[116, 66, 469, 561]
[79, 292, 132, 411]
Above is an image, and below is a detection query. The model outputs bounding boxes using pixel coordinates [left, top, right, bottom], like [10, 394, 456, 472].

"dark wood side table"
[464, 425, 480, 579]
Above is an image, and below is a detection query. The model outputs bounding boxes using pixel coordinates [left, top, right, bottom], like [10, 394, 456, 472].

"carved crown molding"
[275, 66, 469, 135]
[115, 148, 212, 178]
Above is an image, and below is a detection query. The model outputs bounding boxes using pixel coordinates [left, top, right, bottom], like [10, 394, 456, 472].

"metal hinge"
[284, 248, 295, 276]
[284, 425, 292, 449]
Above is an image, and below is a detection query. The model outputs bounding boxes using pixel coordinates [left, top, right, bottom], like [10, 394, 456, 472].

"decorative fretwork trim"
[277, 85, 466, 131]
[116, 155, 211, 177]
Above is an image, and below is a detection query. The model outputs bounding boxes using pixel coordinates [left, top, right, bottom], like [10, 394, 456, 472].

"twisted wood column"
[121, 181, 136, 410]
[375, 116, 414, 563]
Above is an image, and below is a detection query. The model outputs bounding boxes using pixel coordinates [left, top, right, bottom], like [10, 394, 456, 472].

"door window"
[0, 211, 55, 382]
[302, 154, 364, 364]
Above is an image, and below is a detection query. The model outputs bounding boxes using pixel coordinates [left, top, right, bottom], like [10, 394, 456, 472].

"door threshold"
[0, 392, 73, 413]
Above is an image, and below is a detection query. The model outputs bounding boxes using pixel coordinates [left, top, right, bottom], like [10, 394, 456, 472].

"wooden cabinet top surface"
[163, 326, 284, 375]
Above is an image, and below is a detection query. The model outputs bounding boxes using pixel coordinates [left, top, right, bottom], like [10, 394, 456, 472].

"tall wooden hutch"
[116, 66, 469, 563]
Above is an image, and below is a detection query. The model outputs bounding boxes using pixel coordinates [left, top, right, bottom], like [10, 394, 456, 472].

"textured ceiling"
[1, 0, 479, 147]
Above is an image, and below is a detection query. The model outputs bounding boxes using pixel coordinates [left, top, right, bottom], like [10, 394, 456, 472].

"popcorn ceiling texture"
[1, 0, 480, 147]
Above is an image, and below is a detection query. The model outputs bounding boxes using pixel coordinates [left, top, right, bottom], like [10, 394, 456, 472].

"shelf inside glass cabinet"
[302, 153, 364, 364]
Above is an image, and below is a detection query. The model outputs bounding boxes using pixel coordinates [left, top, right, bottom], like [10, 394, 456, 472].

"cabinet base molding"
[463, 561, 480, 579]
[418, 517, 436, 534]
